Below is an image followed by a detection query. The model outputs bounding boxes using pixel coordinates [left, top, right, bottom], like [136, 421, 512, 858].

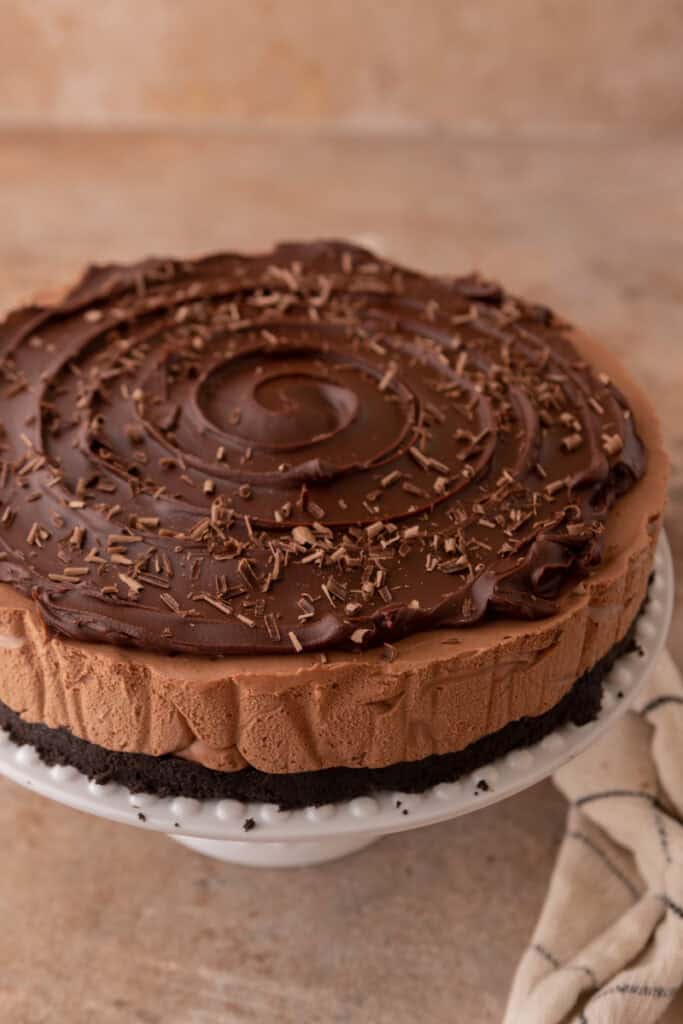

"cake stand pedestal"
[172, 833, 380, 867]
[0, 536, 674, 868]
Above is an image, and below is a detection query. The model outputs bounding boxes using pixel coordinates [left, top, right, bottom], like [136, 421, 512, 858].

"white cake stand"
[0, 535, 673, 868]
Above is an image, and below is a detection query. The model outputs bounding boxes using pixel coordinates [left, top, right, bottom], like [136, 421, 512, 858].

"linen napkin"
[504, 650, 683, 1024]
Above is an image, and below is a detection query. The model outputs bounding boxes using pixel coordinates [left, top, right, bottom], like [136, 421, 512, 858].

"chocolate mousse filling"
[0, 600, 643, 808]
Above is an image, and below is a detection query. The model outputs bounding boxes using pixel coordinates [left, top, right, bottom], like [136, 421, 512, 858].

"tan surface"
[0, 2, 682, 135]
[0, 129, 681, 1023]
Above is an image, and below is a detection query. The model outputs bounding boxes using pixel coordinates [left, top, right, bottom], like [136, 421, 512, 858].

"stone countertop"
[0, 129, 680, 1024]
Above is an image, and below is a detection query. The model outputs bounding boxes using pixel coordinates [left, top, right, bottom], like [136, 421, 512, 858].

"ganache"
[0, 241, 645, 655]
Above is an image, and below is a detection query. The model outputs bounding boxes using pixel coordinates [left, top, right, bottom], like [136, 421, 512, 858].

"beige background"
[0, 4, 682, 1023]
[0, 1, 682, 135]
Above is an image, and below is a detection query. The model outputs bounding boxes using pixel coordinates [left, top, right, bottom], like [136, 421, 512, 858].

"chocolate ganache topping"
[0, 241, 645, 656]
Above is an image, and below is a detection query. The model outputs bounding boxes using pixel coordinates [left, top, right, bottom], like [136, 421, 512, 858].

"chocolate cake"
[0, 241, 668, 807]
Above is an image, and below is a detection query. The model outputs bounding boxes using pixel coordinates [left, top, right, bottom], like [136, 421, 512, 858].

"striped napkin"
[504, 651, 683, 1024]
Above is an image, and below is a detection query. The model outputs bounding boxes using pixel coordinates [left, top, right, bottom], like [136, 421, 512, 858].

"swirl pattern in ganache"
[0, 241, 645, 654]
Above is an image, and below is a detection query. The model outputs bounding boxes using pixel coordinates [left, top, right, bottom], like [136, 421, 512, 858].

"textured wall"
[0, 1, 681, 133]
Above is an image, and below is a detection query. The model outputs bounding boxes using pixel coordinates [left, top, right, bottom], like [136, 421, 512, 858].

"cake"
[0, 241, 668, 808]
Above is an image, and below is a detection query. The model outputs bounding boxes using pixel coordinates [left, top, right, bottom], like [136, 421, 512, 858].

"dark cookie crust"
[0, 612, 641, 809]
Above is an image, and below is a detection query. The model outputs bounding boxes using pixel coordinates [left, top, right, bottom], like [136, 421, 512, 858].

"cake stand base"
[170, 832, 380, 867]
